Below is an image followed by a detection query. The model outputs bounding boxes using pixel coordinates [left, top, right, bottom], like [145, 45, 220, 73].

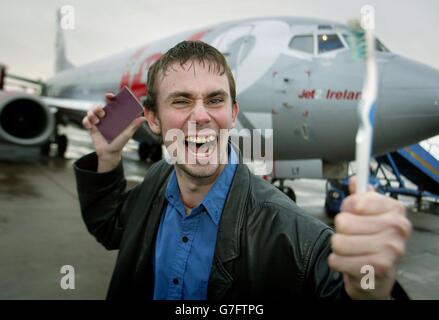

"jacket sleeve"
[305, 227, 410, 300]
[303, 227, 348, 299]
[73, 152, 144, 250]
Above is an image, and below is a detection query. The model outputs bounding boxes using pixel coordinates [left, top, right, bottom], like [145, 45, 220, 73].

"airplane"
[1, 11, 438, 202]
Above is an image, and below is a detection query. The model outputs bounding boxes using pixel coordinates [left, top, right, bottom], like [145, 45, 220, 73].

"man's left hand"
[328, 177, 412, 299]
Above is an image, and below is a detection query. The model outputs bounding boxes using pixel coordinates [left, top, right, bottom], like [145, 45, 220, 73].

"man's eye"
[172, 100, 189, 105]
[209, 97, 224, 104]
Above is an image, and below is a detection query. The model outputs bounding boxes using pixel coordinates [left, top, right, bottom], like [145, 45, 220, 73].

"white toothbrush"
[353, 5, 378, 193]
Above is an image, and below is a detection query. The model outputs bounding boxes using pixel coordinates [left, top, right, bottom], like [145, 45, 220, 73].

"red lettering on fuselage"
[119, 46, 148, 93]
[119, 50, 162, 99]
[297, 88, 361, 100]
[298, 89, 315, 99]
[129, 53, 163, 98]
[326, 89, 361, 100]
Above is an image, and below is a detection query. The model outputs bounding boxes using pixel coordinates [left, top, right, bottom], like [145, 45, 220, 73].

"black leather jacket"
[74, 152, 407, 300]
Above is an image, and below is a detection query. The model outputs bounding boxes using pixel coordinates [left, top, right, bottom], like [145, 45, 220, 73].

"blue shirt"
[153, 149, 238, 300]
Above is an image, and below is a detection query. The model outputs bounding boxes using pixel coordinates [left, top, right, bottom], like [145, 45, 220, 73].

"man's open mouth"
[184, 134, 217, 158]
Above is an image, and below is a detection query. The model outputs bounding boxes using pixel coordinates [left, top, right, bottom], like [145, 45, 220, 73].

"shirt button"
[173, 278, 179, 285]
[182, 236, 189, 243]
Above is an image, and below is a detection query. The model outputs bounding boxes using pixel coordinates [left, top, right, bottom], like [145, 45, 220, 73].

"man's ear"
[143, 107, 161, 135]
[231, 101, 239, 127]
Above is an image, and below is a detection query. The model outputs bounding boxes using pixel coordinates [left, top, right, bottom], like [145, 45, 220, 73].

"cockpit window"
[318, 34, 344, 53]
[376, 39, 389, 52]
[342, 33, 390, 52]
[289, 35, 314, 54]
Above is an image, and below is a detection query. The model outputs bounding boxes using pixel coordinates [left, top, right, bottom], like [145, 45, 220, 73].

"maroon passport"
[97, 86, 143, 143]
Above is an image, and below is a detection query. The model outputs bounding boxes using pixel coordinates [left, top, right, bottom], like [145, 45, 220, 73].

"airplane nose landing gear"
[55, 134, 68, 157]
[40, 131, 68, 158]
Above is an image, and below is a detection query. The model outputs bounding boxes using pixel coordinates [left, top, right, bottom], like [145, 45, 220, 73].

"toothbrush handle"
[355, 25, 378, 194]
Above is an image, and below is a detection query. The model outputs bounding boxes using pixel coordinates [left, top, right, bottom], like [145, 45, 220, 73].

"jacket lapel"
[208, 163, 250, 300]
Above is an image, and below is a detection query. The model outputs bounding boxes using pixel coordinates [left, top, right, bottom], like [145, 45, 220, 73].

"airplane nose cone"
[375, 56, 439, 153]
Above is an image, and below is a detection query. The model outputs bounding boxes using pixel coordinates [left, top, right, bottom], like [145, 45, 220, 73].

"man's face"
[149, 60, 238, 179]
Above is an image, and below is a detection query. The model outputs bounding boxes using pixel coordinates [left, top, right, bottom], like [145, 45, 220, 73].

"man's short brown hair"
[144, 40, 236, 112]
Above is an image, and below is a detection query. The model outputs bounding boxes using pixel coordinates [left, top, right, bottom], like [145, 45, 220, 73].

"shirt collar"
[165, 146, 238, 225]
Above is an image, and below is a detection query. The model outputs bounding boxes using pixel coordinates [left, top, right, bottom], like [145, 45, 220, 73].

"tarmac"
[0, 125, 438, 299]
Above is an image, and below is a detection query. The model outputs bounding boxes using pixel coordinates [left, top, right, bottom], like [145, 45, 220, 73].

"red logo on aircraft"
[119, 46, 162, 99]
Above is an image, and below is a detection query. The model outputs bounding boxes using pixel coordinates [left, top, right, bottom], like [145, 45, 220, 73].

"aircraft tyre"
[56, 134, 68, 158]
[139, 142, 162, 163]
[150, 144, 162, 163]
[40, 141, 51, 156]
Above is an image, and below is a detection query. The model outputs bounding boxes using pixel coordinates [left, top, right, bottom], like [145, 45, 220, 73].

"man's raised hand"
[82, 92, 146, 172]
[328, 177, 412, 299]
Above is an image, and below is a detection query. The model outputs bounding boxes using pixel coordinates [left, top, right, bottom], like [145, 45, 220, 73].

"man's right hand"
[82, 92, 147, 173]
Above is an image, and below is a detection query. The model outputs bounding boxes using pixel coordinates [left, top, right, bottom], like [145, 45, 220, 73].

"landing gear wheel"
[40, 142, 51, 156]
[138, 142, 162, 163]
[138, 142, 149, 162]
[150, 144, 162, 163]
[56, 134, 68, 158]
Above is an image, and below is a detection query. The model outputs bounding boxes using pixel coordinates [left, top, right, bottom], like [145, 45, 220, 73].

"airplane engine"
[0, 91, 55, 146]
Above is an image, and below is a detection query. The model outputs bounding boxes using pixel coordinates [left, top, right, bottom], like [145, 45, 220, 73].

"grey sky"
[0, 0, 438, 80]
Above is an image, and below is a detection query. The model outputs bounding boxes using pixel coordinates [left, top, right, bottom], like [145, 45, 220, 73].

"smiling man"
[74, 41, 411, 300]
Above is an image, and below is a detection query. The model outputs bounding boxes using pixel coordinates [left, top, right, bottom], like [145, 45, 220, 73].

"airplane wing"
[42, 96, 102, 126]
[43, 96, 101, 111]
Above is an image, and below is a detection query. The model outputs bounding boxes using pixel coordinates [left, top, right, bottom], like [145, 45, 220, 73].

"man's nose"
[192, 101, 211, 125]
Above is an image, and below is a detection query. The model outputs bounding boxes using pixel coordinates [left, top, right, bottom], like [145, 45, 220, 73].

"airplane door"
[271, 26, 315, 160]
[272, 26, 315, 100]
[272, 55, 313, 105]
